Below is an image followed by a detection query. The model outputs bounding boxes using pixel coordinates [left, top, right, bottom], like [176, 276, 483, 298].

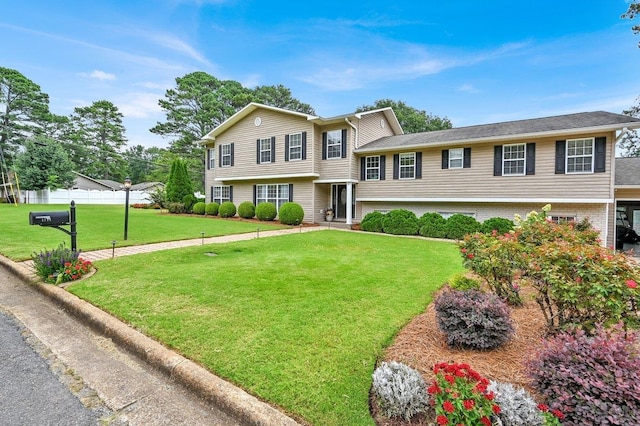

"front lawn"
[68, 230, 463, 425]
[0, 203, 286, 260]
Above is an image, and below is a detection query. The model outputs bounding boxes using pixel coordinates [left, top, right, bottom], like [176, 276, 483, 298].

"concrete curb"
[0, 254, 300, 426]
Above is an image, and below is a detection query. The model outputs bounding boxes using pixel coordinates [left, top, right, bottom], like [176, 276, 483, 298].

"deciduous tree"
[621, 1, 640, 156]
[14, 137, 76, 190]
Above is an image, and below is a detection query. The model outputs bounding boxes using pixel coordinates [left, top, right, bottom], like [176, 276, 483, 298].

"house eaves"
[215, 172, 320, 182]
[354, 111, 640, 154]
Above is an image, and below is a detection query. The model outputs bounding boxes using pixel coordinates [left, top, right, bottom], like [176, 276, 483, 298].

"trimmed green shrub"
[434, 288, 514, 350]
[418, 212, 447, 238]
[360, 211, 385, 233]
[192, 201, 206, 215]
[382, 209, 419, 235]
[205, 202, 219, 216]
[443, 214, 481, 240]
[371, 361, 429, 421]
[278, 202, 304, 225]
[219, 201, 237, 218]
[255, 202, 277, 221]
[449, 273, 482, 291]
[167, 202, 186, 214]
[481, 217, 514, 235]
[526, 324, 640, 425]
[487, 381, 544, 426]
[183, 194, 196, 212]
[238, 201, 256, 219]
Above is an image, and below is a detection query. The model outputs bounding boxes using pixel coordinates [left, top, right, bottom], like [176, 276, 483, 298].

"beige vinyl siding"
[357, 133, 614, 201]
[357, 112, 396, 146]
[212, 109, 315, 180]
[317, 126, 352, 180]
[615, 188, 640, 200]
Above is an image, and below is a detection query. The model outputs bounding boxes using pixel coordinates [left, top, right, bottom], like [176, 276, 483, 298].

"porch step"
[317, 221, 356, 230]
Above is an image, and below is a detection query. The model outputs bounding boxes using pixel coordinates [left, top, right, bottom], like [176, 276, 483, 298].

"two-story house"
[200, 103, 640, 246]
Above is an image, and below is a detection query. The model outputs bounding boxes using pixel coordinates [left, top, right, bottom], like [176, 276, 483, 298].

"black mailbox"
[29, 211, 70, 226]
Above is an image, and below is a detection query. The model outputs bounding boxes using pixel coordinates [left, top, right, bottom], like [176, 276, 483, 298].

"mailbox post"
[29, 201, 78, 251]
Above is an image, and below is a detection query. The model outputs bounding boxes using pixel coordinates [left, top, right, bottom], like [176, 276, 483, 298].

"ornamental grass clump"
[371, 361, 430, 421]
[428, 362, 501, 426]
[434, 288, 514, 350]
[526, 324, 640, 425]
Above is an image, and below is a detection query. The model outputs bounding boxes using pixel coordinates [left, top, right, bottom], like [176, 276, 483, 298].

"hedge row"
[360, 209, 514, 239]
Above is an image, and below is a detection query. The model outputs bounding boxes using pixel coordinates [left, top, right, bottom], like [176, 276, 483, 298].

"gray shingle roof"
[615, 157, 640, 186]
[356, 111, 640, 152]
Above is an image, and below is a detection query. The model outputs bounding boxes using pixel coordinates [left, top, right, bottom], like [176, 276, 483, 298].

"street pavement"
[0, 308, 106, 425]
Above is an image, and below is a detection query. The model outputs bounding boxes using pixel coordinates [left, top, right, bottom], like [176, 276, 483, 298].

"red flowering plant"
[55, 258, 93, 284]
[537, 404, 564, 425]
[429, 362, 501, 426]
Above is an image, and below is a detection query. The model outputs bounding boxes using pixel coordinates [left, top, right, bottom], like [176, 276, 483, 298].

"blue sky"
[3, 0, 640, 148]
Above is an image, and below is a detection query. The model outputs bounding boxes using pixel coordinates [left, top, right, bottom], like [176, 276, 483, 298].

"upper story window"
[208, 148, 215, 170]
[399, 153, 416, 179]
[566, 138, 594, 173]
[502, 143, 526, 176]
[327, 130, 342, 159]
[289, 133, 302, 161]
[259, 138, 272, 164]
[449, 148, 464, 169]
[366, 156, 380, 181]
[221, 143, 233, 167]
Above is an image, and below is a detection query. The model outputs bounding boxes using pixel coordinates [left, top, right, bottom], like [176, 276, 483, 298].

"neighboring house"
[200, 103, 640, 247]
[72, 172, 164, 193]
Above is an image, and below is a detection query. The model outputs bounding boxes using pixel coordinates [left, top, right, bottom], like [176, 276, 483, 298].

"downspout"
[345, 118, 358, 225]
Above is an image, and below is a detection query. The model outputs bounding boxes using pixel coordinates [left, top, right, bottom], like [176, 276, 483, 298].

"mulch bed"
[372, 289, 548, 425]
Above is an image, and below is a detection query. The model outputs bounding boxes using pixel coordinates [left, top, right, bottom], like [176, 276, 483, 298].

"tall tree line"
[622, 1, 640, 157]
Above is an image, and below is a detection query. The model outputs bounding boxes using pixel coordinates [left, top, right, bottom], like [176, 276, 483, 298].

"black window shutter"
[271, 136, 276, 163]
[526, 143, 536, 175]
[288, 184, 294, 202]
[463, 148, 471, 168]
[218, 145, 222, 167]
[229, 186, 233, 202]
[302, 132, 307, 160]
[360, 157, 366, 180]
[230, 143, 234, 166]
[415, 152, 422, 179]
[284, 135, 289, 161]
[341, 129, 347, 158]
[256, 139, 261, 164]
[206, 149, 210, 170]
[441, 150, 449, 169]
[210, 186, 214, 202]
[253, 185, 257, 205]
[393, 154, 399, 179]
[322, 132, 327, 160]
[555, 140, 566, 174]
[594, 137, 606, 173]
[493, 146, 503, 176]
[380, 155, 386, 180]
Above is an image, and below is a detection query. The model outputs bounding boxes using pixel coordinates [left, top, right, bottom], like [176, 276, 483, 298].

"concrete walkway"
[1, 225, 329, 425]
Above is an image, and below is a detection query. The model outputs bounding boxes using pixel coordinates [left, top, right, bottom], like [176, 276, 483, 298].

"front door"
[331, 184, 355, 219]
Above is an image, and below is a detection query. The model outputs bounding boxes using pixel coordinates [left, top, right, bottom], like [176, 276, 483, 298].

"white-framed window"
[566, 138, 594, 173]
[366, 156, 380, 181]
[256, 184, 290, 210]
[259, 138, 272, 164]
[327, 130, 342, 159]
[208, 148, 215, 169]
[550, 215, 576, 224]
[289, 133, 302, 161]
[399, 153, 416, 179]
[449, 148, 463, 169]
[438, 211, 477, 219]
[212, 185, 230, 204]
[503, 143, 525, 176]
[221, 144, 232, 167]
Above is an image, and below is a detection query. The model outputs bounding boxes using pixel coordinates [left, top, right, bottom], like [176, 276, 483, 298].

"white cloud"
[89, 70, 116, 81]
[458, 84, 480, 94]
[117, 92, 163, 119]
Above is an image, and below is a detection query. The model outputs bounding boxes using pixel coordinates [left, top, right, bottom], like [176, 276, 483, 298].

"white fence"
[25, 188, 153, 205]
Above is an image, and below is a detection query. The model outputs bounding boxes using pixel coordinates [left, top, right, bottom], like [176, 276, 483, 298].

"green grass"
[0, 203, 286, 260]
[68, 230, 463, 425]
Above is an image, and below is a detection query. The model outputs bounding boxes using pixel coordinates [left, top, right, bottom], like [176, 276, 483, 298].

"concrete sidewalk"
[1, 226, 327, 425]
